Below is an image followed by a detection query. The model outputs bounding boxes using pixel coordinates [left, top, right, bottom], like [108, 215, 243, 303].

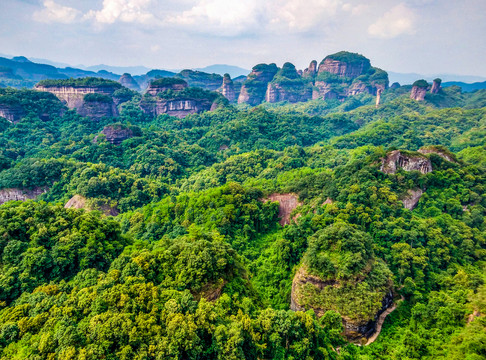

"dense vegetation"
[36, 77, 122, 89]
[0, 81, 485, 359]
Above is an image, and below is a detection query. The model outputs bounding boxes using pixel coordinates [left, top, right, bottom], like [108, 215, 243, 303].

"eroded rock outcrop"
[402, 188, 424, 210]
[78, 94, 118, 120]
[145, 78, 188, 96]
[313, 52, 388, 101]
[381, 150, 432, 174]
[303, 60, 317, 77]
[238, 63, 278, 105]
[0, 103, 24, 123]
[35, 78, 122, 120]
[118, 73, 141, 91]
[176, 70, 223, 92]
[418, 145, 457, 163]
[410, 79, 429, 101]
[263, 193, 301, 226]
[0, 187, 48, 205]
[101, 124, 134, 145]
[65, 194, 119, 216]
[430, 78, 442, 94]
[265, 63, 312, 103]
[221, 74, 236, 102]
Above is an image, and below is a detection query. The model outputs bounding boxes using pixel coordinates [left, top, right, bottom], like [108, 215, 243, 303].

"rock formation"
[376, 88, 383, 108]
[430, 78, 442, 94]
[410, 79, 429, 101]
[402, 188, 424, 210]
[312, 52, 388, 101]
[118, 73, 140, 91]
[390, 82, 400, 89]
[145, 78, 188, 96]
[238, 63, 278, 105]
[78, 94, 118, 120]
[0, 187, 47, 205]
[65, 194, 119, 216]
[381, 150, 433, 174]
[265, 63, 313, 103]
[418, 146, 457, 163]
[220, 74, 236, 102]
[35, 79, 121, 110]
[318, 52, 371, 78]
[262, 193, 302, 226]
[0, 103, 24, 123]
[176, 70, 223, 91]
[101, 124, 134, 145]
[303, 60, 317, 77]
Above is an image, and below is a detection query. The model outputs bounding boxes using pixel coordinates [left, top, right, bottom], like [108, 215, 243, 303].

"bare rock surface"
[0, 187, 47, 205]
[402, 188, 424, 210]
[381, 150, 432, 174]
[263, 193, 301, 226]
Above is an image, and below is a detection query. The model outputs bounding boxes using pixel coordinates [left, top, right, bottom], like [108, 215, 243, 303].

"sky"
[1, 0, 486, 76]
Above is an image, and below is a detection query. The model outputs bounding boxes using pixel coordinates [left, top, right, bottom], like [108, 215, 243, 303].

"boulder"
[402, 188, 423, 210]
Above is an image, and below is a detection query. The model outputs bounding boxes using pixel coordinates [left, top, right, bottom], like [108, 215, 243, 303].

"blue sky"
[1, 0, 485, 76]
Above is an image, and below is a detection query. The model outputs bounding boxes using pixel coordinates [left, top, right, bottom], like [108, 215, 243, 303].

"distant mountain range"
[1, 54, 485, 92]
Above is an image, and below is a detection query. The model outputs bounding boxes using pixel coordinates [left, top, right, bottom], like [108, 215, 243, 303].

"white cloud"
[167, 0, 343, 35]
[33, 0, 81, 24]
[167, 0, 260, 35]
[84, 0, 154, 24]
[368, 3, 416, 38]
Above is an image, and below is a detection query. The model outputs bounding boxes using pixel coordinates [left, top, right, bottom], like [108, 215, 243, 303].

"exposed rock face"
[418, 146, 457, 163]
[238, 63, 278, 105]
[141, 98, 215, 118]
[101, 125, 134, 145]
[78, 98, 118, 120]
[376, 88, 383, 108]
[313, 52, 388, 101]
[303, 60, 317, 77]
[145, 79, 188, 96]
[381, 150, 433, 174]
[265, 62, 313, 103]
[0, 187, 47, 205]
[318, 54, 371, 78]
[35, 85, 119, 110]
[221, 74, 236, 102]
[430, 78, 442, 94]
[402, 188, 423, 210]
[118, 73, 140, 91]
[65, 194, 119, 216]
[410, 79, 429, 101]
[0, 103, 24, 123]
[263, 193, 301, 226]
[291, 266, 394, 341]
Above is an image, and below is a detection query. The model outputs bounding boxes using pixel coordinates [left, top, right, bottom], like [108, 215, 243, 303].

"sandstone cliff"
[118, 73, 141, 91]
[430, 78, 442, 94]
[410, 79, 429, 101]
[238, 63, 278, 105]
[381, 150, 432, 174]
[220, 73, 236, 102]
[418, 145, 457, 163]
[176, 70, 223, 91]
[313, 52, 388, 101]
[35, 78, 122, 120]
[145, 78, 188, 96]
[0, 187, 47, 205]
[265, 63, 313, 103]
[0, 103, 24, 123]
[262, 193, 301, 226]
[303, 60, 317, 78]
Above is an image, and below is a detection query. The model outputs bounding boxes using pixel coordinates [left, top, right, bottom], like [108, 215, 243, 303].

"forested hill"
[0, 80, 485, 359]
